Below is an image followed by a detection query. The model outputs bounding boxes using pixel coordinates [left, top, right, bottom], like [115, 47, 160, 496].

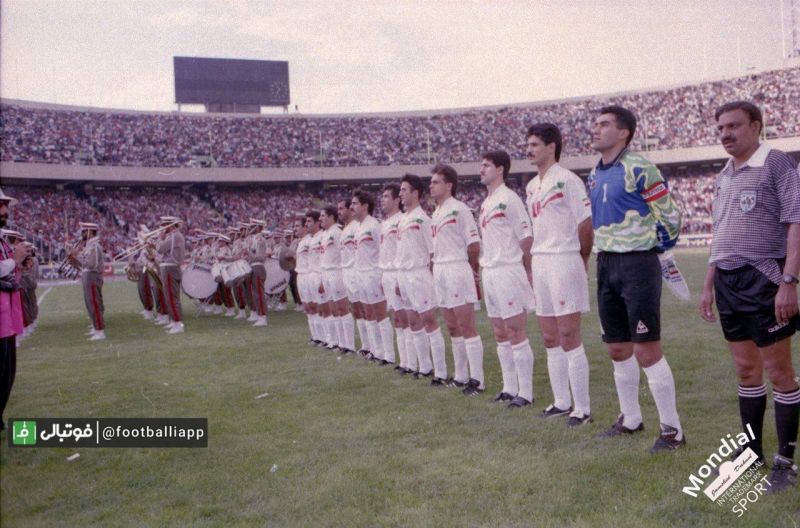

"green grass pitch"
[1, 249, 798, 527]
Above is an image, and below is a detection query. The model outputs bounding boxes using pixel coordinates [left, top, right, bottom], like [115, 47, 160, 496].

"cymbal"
[278, 247, 296, 271]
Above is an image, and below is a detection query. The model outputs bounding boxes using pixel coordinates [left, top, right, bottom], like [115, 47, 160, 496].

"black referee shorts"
[597, 250, 661, 343]
[715, 265, 799, 348]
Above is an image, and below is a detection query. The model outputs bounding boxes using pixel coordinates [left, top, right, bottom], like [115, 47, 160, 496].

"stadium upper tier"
[2, 67, 798, 169]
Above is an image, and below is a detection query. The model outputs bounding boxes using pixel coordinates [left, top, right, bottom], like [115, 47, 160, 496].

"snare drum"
[222, 259, 252, 288]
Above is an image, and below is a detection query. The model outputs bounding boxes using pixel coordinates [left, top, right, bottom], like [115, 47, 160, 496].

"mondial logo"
[682, 424, 756, 498]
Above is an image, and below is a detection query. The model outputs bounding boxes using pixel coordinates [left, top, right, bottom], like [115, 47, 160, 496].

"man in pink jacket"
[0, 188, 30, 432]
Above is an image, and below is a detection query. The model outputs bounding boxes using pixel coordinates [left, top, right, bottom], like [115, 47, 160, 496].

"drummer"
[214, 233, 237, 317]
[231, 224, 252, 320]
[248, 219, 269, 327]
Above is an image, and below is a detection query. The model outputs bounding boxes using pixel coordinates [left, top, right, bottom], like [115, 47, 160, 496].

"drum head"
[182, 267, 217, 299]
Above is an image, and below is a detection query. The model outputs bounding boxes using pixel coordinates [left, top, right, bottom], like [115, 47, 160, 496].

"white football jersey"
[478, 184, 531, 268]
[395, 205, 433, 270]
[432, 196, 480, 264]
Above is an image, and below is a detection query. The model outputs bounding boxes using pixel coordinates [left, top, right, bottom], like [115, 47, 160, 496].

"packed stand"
[2, 68, 798, 169]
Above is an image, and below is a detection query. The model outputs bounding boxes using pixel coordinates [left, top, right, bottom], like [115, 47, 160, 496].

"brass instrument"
[56, 237, 84, 280]
[113, 223, 175, 262]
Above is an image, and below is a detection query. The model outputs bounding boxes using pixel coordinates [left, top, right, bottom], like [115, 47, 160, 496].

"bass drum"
[265, 258, 290, 295]
[182, 264, 217, 299]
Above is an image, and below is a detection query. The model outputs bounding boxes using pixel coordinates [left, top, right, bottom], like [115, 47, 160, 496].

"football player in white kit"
[478, 151, 536, 408]
[336, 199, 359, 355]
[299, 210, 326, 346]
[396, 174, 444, 384]
[525, 123, 594, 427]
[319, 205, 353, 353]
[351, 189, 394, 365]
[429, 164, 486, 395]
[379, 183, 413, 374]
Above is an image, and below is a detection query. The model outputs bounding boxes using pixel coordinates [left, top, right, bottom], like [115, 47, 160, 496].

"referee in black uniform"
[699, 101, 800, 493]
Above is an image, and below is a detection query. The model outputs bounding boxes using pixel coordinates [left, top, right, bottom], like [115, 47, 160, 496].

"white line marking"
[37, 287, 53, 306]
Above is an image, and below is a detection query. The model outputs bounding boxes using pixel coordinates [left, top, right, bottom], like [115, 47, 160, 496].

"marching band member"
[78, 222, 106, 341]
[2, 231, 37, 340]
[248, 219, 269, 327]
[156, 216, 185, 334]
[0, 188, 29, 432]
[215, 233, 237, 316]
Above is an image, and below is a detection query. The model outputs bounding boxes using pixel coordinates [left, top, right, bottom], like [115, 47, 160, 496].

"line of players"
[294, 114, 693, 455]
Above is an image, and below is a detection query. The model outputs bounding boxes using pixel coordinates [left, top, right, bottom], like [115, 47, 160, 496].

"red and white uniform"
[525, 163, 591, 316]
[340, 220, 359, 301]
[319, 224, 347, 302]
[432, 197, 480, 309]
[379, 211, 405, 311]
[353, 216, 384, 304]
[395, 205, 436, 313]
[478, 184, 535, 319]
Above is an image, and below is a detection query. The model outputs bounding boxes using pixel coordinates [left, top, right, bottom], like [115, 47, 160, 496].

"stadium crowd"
[7, 168, 717, 263]
[2, 68, 798, 168]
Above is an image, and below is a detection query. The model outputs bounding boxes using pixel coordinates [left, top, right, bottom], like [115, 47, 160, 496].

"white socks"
[367, 320, 384, 360]
[643, 358, 682, 439]
[340, 314, 355, 351]
[613, 356, 642, 429]
[512, 340, 534, 402]
[428, 328, 447, 379]
[464, 336, 484, 389]
[565, 345, 591, 416]
[379, 318, 395, 363]
[546, 346, 571, 410]
[497, 341, 517, 396]
[405, 329, 418, 371]
[452, 336, 468, 384]
[412, 329, 432, 374]
[396, 327, 407, 368]
[356, 318, 371, 352]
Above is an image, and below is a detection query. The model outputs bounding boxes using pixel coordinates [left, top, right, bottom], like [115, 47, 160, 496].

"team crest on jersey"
[481, 203, 507, 228]
[739, 191, 756, 212]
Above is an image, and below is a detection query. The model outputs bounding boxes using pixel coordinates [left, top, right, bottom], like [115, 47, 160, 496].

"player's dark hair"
[337, 197, 352, 209]
[431, 163, 458, 197]
[714, 101, 763, 133]
[482, 150, 511, 179]
[401, 173, 425, 198]
[352, 189, 375, 215]
[599, 105, 637, 146]
[305, 210, 320, 222]
[323, 205, 338, 222]
[527, 123, 563, 161]
[382, 182, 404, 212]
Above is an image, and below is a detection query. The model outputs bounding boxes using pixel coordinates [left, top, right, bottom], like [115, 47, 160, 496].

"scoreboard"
[174, 57, 290, 107]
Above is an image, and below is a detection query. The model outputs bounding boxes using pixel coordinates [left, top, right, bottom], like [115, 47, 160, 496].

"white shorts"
[302, 271, 324, 304]
[433, 261, 477, 309]
[482, 264, 535, 320]
[321, 268, 347, 303]
[341, 267, 360, 302]
[354, 268, 385, 305]
[531, 253, 590, 317]
[381, 270, 407, 311]
[397, 267, 437, 313]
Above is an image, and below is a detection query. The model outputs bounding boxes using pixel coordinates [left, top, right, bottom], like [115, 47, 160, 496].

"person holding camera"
[0, 188, 31, 433]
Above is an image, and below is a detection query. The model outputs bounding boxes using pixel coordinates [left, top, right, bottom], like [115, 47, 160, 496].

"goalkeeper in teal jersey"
[587, 105, 685, 453]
